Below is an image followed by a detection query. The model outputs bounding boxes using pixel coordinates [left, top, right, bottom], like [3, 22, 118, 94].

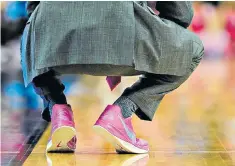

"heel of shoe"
[46, 126, 76, 152]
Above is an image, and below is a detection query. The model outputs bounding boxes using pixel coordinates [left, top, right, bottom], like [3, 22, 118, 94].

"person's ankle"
[114, 97, 138, 118]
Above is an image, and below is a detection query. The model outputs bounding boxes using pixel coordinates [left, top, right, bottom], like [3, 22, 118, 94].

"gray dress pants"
[49, 58, 201, 121]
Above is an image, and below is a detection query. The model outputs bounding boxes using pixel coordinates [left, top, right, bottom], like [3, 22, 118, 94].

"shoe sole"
[93, 125, 148, 154]
[46, 126, 76, 153]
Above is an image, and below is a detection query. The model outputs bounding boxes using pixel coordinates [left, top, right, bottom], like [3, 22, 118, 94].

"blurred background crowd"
[191, 1, 235, 60]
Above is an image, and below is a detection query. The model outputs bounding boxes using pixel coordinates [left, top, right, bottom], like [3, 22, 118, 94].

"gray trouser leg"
[121, 73, 190, 121]
[119, 51, 203, 121]
[51, 51, 202, 121]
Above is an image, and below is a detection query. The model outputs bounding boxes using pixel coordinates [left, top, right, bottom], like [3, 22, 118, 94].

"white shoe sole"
[46, 126, 76, 152]
[93, 125, 148, 154]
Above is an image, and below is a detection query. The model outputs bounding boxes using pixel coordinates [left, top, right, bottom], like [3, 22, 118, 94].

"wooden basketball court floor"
[23, 60, 235, 166]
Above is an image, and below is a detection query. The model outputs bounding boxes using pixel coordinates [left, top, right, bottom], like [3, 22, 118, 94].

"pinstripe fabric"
[21, 1, 203, 86]
[155, 1, 194, 28]
[133, 2, 203, 76]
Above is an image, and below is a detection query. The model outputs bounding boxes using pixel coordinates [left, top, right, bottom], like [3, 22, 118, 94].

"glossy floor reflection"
[1, 109, 47, 166]
[23, 60, 235, 166]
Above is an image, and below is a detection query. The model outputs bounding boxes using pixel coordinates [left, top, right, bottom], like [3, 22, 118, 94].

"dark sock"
[47, 93, 67, 116]
[42, 87, 67, 116]
[114, 96, 138, 118]
[33, 70, 67, 116]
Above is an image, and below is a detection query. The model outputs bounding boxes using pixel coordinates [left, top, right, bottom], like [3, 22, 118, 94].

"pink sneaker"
[46, 104, 77, 152]
[93, 105, 149, 154]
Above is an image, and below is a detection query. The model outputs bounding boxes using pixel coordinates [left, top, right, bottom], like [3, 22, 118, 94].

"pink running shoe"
[93, 105, 149, 154]
[46, 104, 77, 152]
